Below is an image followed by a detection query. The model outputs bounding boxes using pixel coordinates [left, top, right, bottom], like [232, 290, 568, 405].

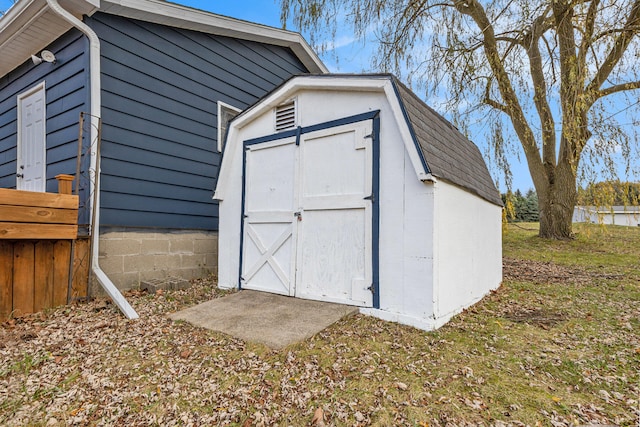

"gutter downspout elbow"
[46, 0, 138, 319]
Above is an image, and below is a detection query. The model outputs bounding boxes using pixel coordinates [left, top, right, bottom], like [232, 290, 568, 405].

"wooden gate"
[0, 177, 89, 319]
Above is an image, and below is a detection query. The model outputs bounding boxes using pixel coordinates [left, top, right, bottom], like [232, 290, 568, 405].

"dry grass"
[1, 223, 639, 426]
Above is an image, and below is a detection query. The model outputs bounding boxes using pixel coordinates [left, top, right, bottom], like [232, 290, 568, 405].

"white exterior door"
[241, 119, 374, 307]
[241, 137, 298, 296]
[17, 83, 47, 192]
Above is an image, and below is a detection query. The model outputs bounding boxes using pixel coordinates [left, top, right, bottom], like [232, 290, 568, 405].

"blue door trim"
[238, 144, 249, 289]
[239, 110, 381, 308]
[244, 110, 380, 147]
[371, 113, 381, 308]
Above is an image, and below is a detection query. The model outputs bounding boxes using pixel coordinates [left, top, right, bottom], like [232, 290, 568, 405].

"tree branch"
[577, 0, 600, 72]
[595, 81, 640, 98]
[483, 79, 509, 113]
[454, 0, 547, 188]
[524, 9, 556, 172]
[388, 0, 430, 50]
[552, 0, 585, 168]
[586, 0, 640, 99]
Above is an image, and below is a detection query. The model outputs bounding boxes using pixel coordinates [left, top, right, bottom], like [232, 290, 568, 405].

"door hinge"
[367, 285, 375, 294]
[364, 194, 374, 202]
[295, 126, 302, 146]
[364, 133, 373, 139]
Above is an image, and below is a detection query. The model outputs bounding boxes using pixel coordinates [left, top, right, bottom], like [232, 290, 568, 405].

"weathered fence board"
[0, 181, 88, 319]
[0, 223, 78, 240]
[13, 242, 35, 316]
[0, 205, 78, 224]
[0, 239, 89, 319]
[0, 242, 12, 319]
[71, 239, 90, 301]
[34, 241, 54, 313]
[0, 187, 78, 240]
[53, 241, 71, 307]
[0, 188, 78, 209]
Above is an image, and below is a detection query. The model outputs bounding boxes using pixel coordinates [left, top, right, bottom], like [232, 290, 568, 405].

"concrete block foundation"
[92, 228, 218, 293]
[141, 277, 191, 293]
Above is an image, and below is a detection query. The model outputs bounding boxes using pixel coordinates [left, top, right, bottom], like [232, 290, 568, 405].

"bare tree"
[280, 0, 640, 239]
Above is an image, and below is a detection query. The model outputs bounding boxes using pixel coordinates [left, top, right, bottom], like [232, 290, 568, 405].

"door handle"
[294, 211, 302, 221]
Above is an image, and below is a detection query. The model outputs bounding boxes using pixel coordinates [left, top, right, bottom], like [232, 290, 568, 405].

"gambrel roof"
[392, 77, 503, 206]
[217, 74, 502, 207]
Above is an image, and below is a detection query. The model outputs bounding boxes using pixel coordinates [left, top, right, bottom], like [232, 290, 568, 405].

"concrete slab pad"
[168, 290, 358, 349]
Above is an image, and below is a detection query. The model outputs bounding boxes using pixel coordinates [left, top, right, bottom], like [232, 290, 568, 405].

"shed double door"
[241, 120, 373, 307]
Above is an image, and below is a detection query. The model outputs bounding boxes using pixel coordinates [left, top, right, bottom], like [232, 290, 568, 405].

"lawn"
[1, 223, 639, 426]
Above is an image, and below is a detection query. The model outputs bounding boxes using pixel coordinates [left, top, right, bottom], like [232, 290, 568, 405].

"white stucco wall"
[433, 181, 503, 325]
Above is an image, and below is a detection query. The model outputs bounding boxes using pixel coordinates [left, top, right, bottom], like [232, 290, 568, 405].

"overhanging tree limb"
[456, 0, 547, 187]
[586, 0, 640, 101]
[577, 0, 601, 71]
[524, 9, 557, 173]
[596, 80, 640, 98]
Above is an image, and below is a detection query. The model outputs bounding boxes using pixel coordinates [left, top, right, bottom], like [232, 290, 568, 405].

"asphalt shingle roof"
[392, 77, 503, 207]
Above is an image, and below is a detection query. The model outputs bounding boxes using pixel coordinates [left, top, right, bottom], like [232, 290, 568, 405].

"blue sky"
[2, 0, 637, 192]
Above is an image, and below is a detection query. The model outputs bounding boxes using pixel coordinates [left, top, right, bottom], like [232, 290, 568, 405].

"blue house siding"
[0, 29, 91, 227]
[88, 13, 309, 230]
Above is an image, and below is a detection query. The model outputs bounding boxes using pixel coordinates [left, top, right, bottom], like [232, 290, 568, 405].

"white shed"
[214, 75, 503, 330]
[573, 206, 640, 227]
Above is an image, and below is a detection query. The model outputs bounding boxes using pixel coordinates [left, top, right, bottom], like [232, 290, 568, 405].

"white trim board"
[217, 101, 242, 153]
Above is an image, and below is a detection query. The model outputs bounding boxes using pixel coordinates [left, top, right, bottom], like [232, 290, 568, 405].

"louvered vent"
[275, 101, 296, 131]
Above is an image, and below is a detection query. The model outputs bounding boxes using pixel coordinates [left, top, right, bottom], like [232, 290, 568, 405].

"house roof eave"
[0, 0, 99, 76]
[0, 0, 327, 78]
[99, 0, 328, 73]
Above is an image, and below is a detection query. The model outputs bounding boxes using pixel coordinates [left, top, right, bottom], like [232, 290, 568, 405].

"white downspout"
[46, 0, 139, 319]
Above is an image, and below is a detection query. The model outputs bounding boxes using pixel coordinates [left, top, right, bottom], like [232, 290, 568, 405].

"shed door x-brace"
[239, 111, 380, 307]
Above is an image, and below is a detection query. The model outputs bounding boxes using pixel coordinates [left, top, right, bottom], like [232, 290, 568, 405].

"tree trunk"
[537, 162, 577, 239]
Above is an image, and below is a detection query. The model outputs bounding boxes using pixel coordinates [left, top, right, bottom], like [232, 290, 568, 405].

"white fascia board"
[63, 0, 100, 9]
[99, 0, 327, 73]
[381, 82, 431, 180]
[0, 0, 43, 35]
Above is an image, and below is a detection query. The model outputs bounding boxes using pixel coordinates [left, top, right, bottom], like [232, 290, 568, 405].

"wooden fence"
[0, 176, 89, 319]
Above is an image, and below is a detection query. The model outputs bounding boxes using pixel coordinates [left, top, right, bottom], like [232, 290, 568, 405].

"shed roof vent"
[275, 101, 296, 131]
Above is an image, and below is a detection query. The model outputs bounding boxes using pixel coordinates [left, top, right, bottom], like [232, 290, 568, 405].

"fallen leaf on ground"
[311, 407, 325, 426]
